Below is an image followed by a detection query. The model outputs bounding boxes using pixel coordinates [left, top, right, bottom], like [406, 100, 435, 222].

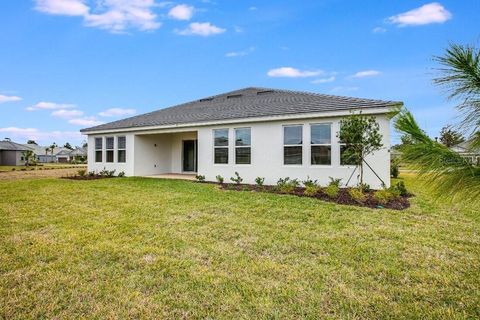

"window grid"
[213, 129, 229, 164]
[235, 127, 251, 165]
[310, 123, 332, 166]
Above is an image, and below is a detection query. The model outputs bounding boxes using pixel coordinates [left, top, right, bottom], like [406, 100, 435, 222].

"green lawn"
[0, 174, 478, 319]
[0, 164, 86, 172]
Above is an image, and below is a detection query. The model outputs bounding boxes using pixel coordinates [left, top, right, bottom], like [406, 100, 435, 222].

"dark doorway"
[183, 140, 197, 172]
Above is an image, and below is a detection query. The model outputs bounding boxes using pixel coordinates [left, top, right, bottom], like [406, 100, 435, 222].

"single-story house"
[21, 144, 87, 163]
[0, 140, 29, 166]
[80, 87, 401, 189]
[451, 139, 480, 166]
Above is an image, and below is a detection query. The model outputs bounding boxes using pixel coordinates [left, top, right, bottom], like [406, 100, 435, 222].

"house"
[451, 139, 480, 165]
[21, 144, 87, 163]
[0, 140, 29, 166]
[80, 87, 401, 189]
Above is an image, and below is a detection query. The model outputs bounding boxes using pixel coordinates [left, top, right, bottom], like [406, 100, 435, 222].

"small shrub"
[324, 184, 339, 198]
[391, 159, 400, 178]
[390, 181, 408, 197]
[255, 177, 265, 187]
[215, 175, 224, 184]
[88, 171, 96, 177]
[11, 168, 15, 171]
[304, 185, 319, 197]
[277, 177, 300, 193]
[78, 169, 86, 177]
[118, 171, 125, 177]
[20, 168, 26, 171]
[328, 177, 342, 187]
[195, 174, 206, 182]
[358, 183, 370, 192]
[107, 170, 116, 177]
[230, 172, 243, 185]
[348, 188, 366, 203]
[302, 176, 318, 188]
[242, 185, 250, 191]
[374, 189, 395, 205]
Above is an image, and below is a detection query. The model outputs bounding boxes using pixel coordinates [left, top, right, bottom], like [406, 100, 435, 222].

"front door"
[183, 140, 197, 172]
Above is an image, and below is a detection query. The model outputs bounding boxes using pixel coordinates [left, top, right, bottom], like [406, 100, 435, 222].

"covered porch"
[133, 130, 198, 177]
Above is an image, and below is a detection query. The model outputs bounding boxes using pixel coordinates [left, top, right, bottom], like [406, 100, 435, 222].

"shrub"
[215, 175, 224, 184]
[11, 168, 15, 171]
[304, 185, 319, 197]
[88, 171, 96, 177]
[230, 172, 243, 185]
[118, 171, 125, 177]
[324, 184, 339, 198]
[348, 188, 366, 203]
[78, 169, 86, 177]
[373, 189, 395, 205]
[276, 177, 300, 193]
[390, 181, 408, 197]
[107, 170, 116, 177]
[20, 168, 26, 171]
[358, 183, 370, 192]
[195, 174, 206, 182]
[255, 177, 265, 187]
[328, 177, 342, 187]
[302, 176, 318, 188]
[391, 159, 400, 178]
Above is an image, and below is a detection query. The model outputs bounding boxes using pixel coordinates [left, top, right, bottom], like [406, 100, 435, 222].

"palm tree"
[50, 143, 57, 162]
[394, 43, 480, 201]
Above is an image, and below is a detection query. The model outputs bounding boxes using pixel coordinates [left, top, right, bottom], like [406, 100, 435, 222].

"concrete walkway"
[144, 173, 196, 181]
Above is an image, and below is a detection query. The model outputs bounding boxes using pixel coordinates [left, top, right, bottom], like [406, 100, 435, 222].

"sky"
[0, 0, 479, 146]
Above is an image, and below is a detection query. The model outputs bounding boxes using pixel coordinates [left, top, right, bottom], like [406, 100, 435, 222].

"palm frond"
[394, 110, 480, 202]
[433, 43, 480, 134]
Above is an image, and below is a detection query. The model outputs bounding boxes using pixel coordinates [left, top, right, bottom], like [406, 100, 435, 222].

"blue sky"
[0, 0, 478, 146]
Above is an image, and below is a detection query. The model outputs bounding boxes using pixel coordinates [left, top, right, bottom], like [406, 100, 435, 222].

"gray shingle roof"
[81, 87, 402, 133]
[0, 140, 29, 151]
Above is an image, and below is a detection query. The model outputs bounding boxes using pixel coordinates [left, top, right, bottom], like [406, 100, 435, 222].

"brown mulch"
[217, 183, 411, 210]
[0, 168, 83, 181]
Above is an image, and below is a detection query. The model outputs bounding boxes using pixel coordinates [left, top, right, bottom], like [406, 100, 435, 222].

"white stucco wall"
[86, 114, 391, 189]
[196, 115, 391, 189]
[0, 150, 25, 166]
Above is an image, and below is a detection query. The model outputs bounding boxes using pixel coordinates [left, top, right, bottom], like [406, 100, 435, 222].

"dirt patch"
[0, 168, 82, 181]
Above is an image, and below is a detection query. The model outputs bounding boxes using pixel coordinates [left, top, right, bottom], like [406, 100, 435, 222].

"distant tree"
[4, 137, 11, 141]
[50, 143, 57, 161]
[338, 112, 383, 187]
[64, 142, 73, 150]
[22, 150, 36, 166]
[27, 140, 38, 145]
[400, 134, 414, 146]
[82, 141, 88, 148]
[439, 125, 465, 147]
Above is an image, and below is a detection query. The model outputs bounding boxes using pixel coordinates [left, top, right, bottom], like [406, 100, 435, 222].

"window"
[310, 124, 331, 165]
[284, 125, 303, 165]
[117, 136, 126, 163]
[106, 137, 114, 163]
[95, 137, 103, 162]
[214, 129, 229, 164]
[235, 128, 251, 164]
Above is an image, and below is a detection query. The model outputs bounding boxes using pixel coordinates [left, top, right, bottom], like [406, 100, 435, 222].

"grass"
[0, 173, 479, 319]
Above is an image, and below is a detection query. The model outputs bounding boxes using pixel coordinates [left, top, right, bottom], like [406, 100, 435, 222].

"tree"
[439, 125, 465, 147]
[21, 150, 36, 166]
[64, 142, 73, 150]
[338, 112, 383, 187]
[50, 143, 57, 162]
[27, 140, 38, 145]
[82, 141, 88, 148]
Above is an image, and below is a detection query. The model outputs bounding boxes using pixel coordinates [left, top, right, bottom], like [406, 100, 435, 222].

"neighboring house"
[22, 144, 87, 163]
[451, 139, 480, 165]
[0, 140, 29, 166]
[81, 87, 401, 189]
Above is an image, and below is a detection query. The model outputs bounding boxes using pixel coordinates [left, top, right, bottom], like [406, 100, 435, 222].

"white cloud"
[388, 2, 452, 26]
[267, 67, 322, 78]
[0, 94, 22, 104]
[51, 109, 84, 119]
[0, 127, 82, 144]
[27, 101, 76, 111]
[168, 4, 194, 20]
[225, 47, 255, 58]
[68, 117, 104, 126]
[176, 22, 225, 36]
[249, 6, 257, 11]
[372, 27, 387, 33]
[311, 76, 336, 84]
[351, 70, 382, 78]
[98, 108, 136, 117]
[34, 0, 89, 16]
[35, 0, 162, 33]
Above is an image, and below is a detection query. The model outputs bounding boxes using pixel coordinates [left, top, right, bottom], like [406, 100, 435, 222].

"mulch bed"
[216, 183, 411, 210]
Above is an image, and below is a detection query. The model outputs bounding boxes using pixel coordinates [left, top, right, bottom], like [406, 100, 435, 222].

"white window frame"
[283, 124, 303, 166]
[95, 137, 103, 163]
[310, 123, 332, 166]
[234, 127, 251, 165]
[105, 136, 114, 163]
[117, 136, 126, 163]
[213, 128, 229, 165]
